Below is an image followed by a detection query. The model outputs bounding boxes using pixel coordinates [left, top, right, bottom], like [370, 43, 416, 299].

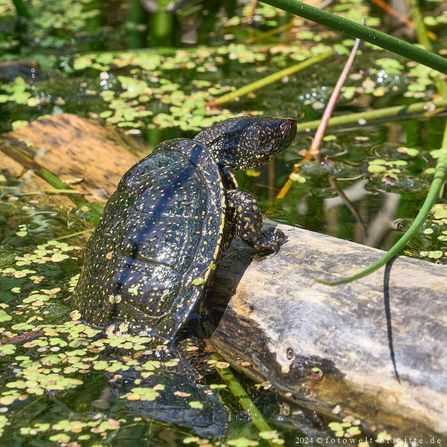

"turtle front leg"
[226, 189, 286, 253]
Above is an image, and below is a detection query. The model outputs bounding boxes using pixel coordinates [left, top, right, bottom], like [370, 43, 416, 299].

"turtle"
[72, 116, 296, 338]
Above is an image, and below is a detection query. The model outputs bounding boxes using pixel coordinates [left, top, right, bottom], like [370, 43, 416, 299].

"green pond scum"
[1, 0, 447, 445]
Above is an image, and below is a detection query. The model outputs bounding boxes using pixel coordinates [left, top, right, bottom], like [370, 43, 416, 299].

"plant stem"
[409, 0, 432, 50]
[310, 38, 362, 162]
[277, 38, 361, 199]
[260, 0, 447, 73]
[126, 0, 147, 49]
[56, 229, 94, 241]
[409, 0, 447, 96]
[213, 357, 283, 446]
[370, 0, 435, 40]
[246, 0, 259, 23]
[296, 97, 447, 132]
[208, 50, 333, 107]
[319, 136, 447, 286]
[11, 0, 31, 19]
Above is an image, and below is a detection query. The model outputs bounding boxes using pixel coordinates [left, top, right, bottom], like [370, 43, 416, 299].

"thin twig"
[370, 0, 435, 40]
[55, 229, 94, 241]
[246, 0, 258, 23]
[277, 37, 361, 199]
[0, 186, 85, 195]
[0, 329, 44, 345]
[312, 37, 362, 163]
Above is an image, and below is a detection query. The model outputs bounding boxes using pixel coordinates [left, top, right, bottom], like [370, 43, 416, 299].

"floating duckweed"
[192, 277, 205, 286]
[0, 77, 32, 105]
[259, 430, 281, 440]
[376, 431, 392, 443]
[0, 310, 12, 322]
[49, 433, 71, 443]
[289, 173, 306, 183]
[142, 360, 161, 371]
[420, 250, 443, 259]
[164, 358, 179, 367]
[0, 344, 16, 355]
[227, 438, 259, 447]
[189, 401, 204, 410]
[15, 224, 28, 237]
[367, 159, 407, 180]
[397, 146, 420, 157]
[174, 391, 191, 397]
[125, 385, 164, 401]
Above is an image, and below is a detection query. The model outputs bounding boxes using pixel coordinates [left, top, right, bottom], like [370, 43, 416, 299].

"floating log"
[2, 114, 446, 436]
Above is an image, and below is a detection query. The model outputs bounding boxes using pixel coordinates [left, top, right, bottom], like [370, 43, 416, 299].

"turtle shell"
[72, 139, 226, 339]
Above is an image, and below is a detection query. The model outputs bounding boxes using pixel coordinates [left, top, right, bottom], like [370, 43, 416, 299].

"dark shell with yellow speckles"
[72, 138, 226, 338]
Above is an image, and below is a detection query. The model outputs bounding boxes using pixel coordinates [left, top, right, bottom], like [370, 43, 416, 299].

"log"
[0, 113, 144, 206]
[3, 115, 446, 436]
[208, 224, 447, 436]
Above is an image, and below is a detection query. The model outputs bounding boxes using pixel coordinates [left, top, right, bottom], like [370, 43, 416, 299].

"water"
[1, 1, 446, 445]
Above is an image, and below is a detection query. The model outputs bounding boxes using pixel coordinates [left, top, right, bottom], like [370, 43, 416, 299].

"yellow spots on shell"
[128, 284, 140, 296]
[74, 136, 229, 337]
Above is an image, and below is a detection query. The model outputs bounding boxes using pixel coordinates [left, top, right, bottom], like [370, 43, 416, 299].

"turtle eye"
[280, 118, 297, 136]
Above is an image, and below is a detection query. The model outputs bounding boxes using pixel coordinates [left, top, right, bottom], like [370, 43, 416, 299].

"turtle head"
[194, 116, 296, 170]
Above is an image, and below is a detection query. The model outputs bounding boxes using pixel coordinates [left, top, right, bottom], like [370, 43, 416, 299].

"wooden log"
[0, 113, 144, 205]
[208, 223, 447, 435]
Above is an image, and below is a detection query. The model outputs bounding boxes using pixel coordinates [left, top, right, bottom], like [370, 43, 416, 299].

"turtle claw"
[254, 226, 287, 253]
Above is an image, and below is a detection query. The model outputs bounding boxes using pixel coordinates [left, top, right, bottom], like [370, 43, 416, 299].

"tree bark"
[208, 223, 447, 435]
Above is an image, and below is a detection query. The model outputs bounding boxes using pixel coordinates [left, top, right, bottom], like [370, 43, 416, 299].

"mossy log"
[1, 114, 446, 436]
